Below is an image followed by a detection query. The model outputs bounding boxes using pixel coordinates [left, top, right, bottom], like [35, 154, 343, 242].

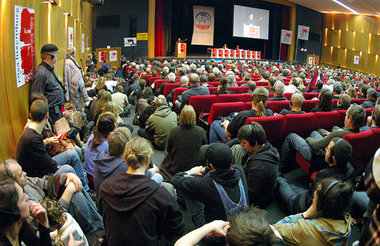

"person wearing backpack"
[170, 143, 248, 245]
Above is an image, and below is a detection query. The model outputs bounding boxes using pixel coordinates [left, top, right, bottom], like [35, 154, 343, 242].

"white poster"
[354, 55, 359, 64]
[124, 37, 137, 47]
[14, 5, 35, 88]
[191, 5, 214, 46]
[297, 25, 310, 40]
[81, 33, 85, 53]
[281, 29, 292, 45]
[109, 50, 117, 62]
[68, 27, 74, 47]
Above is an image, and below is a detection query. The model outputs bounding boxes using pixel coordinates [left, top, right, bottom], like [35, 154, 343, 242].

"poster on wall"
[191, 5, 215, 46]
[14, 5, 35, 88]
[87, 37, 90, 48]
[354, 55, 359, 65]
[281, 29, 292, 45]
[297, 25, 309, 40]
[99, 51, 106, 62]
[124, 37, 137, 47]
[109, 50, 117, 61]
[68, 27, 74, 47]
[81, 34, 85, 53]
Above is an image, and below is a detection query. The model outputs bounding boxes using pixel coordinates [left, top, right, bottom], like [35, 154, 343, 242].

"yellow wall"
[322, 14, 380, 76]
[0, 0, 92, 160]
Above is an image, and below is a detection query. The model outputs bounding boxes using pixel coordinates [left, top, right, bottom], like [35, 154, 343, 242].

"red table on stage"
[211, 48, 261, 59]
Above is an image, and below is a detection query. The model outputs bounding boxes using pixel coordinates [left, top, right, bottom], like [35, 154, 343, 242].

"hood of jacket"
[154, 105, 173, 118]
[99, 172, 159, 212]
[94, 152, 126, 179]
[246, 141, 280, 166]
[210, 165, 243, 189]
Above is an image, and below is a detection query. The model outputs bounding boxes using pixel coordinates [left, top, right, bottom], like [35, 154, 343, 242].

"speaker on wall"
[130, 17, 137, 37]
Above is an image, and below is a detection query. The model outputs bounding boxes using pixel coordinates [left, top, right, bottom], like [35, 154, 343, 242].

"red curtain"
[280, 6, 290, 60]
[155, 0, 164, 57]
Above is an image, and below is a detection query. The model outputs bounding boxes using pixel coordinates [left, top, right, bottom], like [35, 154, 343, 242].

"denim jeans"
[209, 120, 228, 144]
[53, 149, 89, 191]
[277, 176, 308, 213]
[280, 133, 312, 171]
[68, 189, 104, 234]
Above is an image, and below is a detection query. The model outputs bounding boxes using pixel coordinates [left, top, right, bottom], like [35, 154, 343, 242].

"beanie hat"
[41, 44, 58, 53]
[205, 143, 232, 169]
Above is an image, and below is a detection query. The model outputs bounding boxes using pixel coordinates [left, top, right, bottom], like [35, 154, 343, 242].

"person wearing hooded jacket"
[237, 122, 280, 208]
[98, 137, 185, 246]
[170, 143, 249, 237]
[138, 95, 177, 150]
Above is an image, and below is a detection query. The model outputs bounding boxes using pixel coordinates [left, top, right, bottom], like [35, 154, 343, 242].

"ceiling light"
[332, 0, 359, 15]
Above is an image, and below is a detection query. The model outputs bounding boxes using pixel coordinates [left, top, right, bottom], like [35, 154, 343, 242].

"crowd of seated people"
[3, 47, 380, 245]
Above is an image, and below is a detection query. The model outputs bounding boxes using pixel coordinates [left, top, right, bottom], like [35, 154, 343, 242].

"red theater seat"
[266, 101, 290, 113]
[302, 100, 319, 112]
[216, 94, 243, 103]
[256, 81, 268, 86]
[303, 92, 319, 100]
[246, 115, 285, 147]
[208, 87, 218, 94]
[344, 130, 374, 175]
[155, 79, 169, 92]
[314, 111, 340, 130]
[206, 102, 245, 125]
[242, 94, 252, 102]
[282, 113, 315, 138]
[148, 76, 161, 86]
[163, 83, 181, 98]
[284, 93, 293, 100]
[189, 95, 218, 122]
[173, 87, 189, 103]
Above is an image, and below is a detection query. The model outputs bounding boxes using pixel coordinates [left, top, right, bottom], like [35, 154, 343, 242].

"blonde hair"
[252, 86, 269, 117]
[108, 127, 131, 157]
[347, 86, 357, 99]
[67, 46, 75, 55]
[96, 77, 107, 91]
[94, 91, 112, 120]
[179, 105, 196, 127]
[124, 137, 153, 169]
[103, 101, 120, 117]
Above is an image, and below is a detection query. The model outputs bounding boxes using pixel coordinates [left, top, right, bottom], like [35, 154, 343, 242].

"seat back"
[344, 130, 374, 175]
[148, 76, 161, 86]
[314, 111, 341, 130]
[173, 87, 189, 103]
[163, 83, 181, 98]
[256, 81, 268, 86]
[303, 92, 319, 100]
[365, 108, 374, 117]
[189, 95, 218, 119]
[283, 113, 316, 138]
[337, 110, 347, 127]
[155, 79, 169, 92]
[208, 87, 218, 94]
[207, 102, 245, 125]
[266, 101, 290, 113]
[284, 93, 293, 100]
[216, 94, 243, 103]
[302, 100, 319, 112]
[246, 115, 285, 147]
[242, 94, 252, 102]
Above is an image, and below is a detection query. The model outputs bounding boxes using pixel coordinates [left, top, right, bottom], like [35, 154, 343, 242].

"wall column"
[148, 0, 155, 58]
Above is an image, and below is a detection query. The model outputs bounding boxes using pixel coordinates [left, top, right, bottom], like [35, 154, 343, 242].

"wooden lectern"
[176, 42, 187, 58]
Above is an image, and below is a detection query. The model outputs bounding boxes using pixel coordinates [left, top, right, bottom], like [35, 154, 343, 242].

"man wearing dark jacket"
[237, 122, 280, 208]
[277, 138, 354, 214]
[170, 143, 248, 234]
[30, 44, 65, 124]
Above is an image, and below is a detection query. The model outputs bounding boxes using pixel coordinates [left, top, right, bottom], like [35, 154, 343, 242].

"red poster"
[212, 49, 218, 58]
[15, 5, 35, 87]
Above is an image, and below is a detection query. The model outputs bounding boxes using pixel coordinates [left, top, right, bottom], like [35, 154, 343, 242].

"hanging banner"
[281, 29, 292, 45]
[354, 55, 359, 65]
[109, 50, 117, 61]
[99, 51, 106, 62]
[14, 5, 35, 88]
[124, 37, 137, 47]
[68, 27, 74, 47]
[191, 5, 214, 46]
[81, 34, 85, 53]
[87, 37, 90, 48]
[297, 25, 310, 40]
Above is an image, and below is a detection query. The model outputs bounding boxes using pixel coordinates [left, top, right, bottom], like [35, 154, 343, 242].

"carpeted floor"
[121, 106, 361, 245]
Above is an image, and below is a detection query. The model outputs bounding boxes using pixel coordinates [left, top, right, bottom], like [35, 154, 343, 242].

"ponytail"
[256, 101, 266, 117]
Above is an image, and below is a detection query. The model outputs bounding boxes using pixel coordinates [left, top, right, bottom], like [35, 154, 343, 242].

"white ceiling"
[287, 0, 380, 16]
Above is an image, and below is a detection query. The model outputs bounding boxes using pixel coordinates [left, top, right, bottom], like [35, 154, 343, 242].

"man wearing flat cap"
[170, 143, 248, 243]
[30, 44, 65, 125]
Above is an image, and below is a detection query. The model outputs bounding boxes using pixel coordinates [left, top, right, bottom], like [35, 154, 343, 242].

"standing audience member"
[138, 95, 177, 150]
[30, 44, 64, 125]
[160, 105, 207, 181]
[64, 46, 90, 111]
[98, 137, 185, 245]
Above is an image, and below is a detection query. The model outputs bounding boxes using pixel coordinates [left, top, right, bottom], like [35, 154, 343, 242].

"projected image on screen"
[233, 5, 269, 40]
